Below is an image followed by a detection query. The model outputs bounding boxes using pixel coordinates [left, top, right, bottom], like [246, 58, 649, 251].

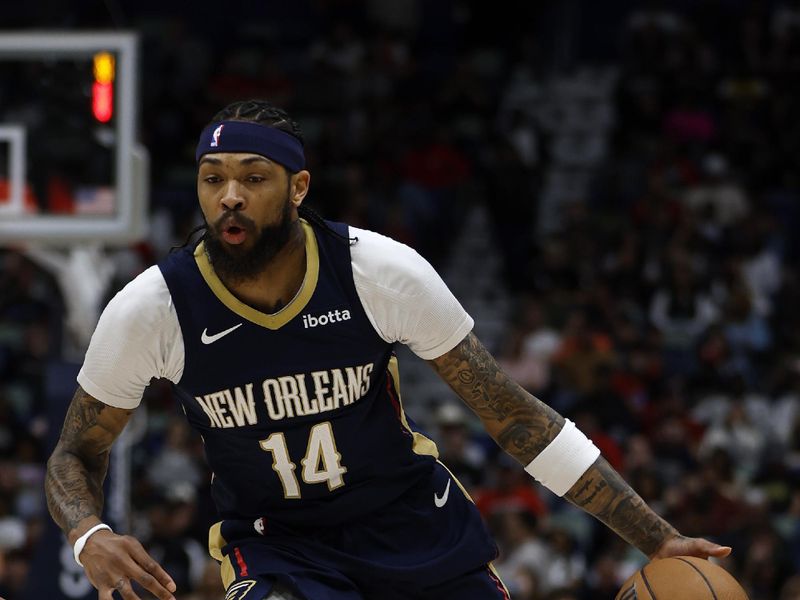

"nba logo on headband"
[210, 124, 224, 148]
[196, 121, 306, 171]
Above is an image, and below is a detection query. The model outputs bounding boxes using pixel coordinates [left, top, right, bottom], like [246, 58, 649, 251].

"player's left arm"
[428, 332, 731, 560]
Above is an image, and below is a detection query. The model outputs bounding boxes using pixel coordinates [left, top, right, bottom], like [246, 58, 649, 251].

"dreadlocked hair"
[211, 99, 305, 144]
[209, 99, 357, 246]
[171, 222, 207, 252]
[298, 204, 357, 245]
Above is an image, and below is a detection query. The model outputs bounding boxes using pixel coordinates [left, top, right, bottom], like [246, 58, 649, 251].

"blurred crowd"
[2, 1, 800, 599]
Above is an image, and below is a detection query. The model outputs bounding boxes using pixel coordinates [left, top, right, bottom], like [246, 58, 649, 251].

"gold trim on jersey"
[194, 219, 320, 330]
[387, 355, 439, 458]
[387, 357, 479, 505]
[488, 562, 511, 598]
[208, 521, 226, 561]
[437, 459, 475, 503]
[208, 521, 238, 589]
[220, 555, 237, 590]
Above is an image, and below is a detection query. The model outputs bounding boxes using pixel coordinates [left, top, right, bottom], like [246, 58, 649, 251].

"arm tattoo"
[564, 458, 678, 556]
[45, 387, 132, 538]
[429, 332, 677, 555]
[428, 332, 564, 463]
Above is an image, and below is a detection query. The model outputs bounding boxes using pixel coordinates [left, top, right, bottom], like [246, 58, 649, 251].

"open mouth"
[221, 223, 248, 244]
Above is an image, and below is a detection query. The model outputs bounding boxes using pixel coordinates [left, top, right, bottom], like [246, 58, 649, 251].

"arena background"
[1, 1, 800, 598]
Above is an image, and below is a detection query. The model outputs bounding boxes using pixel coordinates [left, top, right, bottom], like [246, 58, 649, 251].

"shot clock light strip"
[92, 51, 115, 123]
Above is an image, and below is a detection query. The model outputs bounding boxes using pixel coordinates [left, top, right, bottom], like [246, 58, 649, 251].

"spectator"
[552, 309, 616, 398]
[580, 554, 627, 599]
[682, 153, 749, 228]
[145, 417, 204, 492]
[496, 298, 561, 395]
[537, 527, 586, 595]
[573, 363, 638, 440]
[741, 524, 794, 599]
[494, 509, 548, 597]
[183, 558, 226, 600]
[145, 482, 207, 595]
[649, 263, 718, 377]
[674, 447, 753, 538]
[474, 455, 548, 523]
[780, 575, 800, 600]
[699, 400, 767, 484]
[432, 402, 487, 491]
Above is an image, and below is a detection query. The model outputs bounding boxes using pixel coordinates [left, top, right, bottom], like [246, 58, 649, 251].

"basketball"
[615, 556, 748, 599]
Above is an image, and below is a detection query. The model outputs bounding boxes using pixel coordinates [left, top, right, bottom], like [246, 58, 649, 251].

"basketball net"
[23, 243, 115, 359]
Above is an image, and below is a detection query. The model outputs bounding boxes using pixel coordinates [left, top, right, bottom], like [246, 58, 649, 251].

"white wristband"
[73, 523, 113, 567]
[524, 419, 600, 497]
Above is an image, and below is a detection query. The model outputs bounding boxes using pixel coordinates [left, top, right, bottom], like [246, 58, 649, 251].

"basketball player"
[45, 100, 731, 600]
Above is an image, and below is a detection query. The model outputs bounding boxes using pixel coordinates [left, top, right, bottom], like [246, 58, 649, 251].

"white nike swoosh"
[201, 323, 243, 344]
[434, 478, 451, 508]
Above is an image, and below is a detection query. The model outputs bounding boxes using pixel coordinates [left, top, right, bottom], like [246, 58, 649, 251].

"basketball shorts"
[210, 461, 510, 600]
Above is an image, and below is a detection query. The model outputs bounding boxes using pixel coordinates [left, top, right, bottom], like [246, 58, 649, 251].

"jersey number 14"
[259, 422, 347, 498]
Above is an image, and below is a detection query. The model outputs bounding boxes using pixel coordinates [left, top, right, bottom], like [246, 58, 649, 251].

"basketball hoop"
[23, 243, 115, 356]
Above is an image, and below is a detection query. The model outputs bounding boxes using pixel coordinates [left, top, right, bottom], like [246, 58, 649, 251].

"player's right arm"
[45, 386, 176, 600]
[45, 266, 182, 600]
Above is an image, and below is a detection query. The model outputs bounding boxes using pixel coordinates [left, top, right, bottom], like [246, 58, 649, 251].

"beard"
[203, 197, 295, 283]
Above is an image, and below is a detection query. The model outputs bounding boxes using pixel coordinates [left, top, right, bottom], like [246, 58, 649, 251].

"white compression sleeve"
[524, 419, 601, 497]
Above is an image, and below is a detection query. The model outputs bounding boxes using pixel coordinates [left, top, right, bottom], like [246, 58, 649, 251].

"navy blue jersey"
[158, 221, 438, 527]
[209, 461, 506, 598]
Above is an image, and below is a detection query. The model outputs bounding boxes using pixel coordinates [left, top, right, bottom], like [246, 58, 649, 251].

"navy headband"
[196, 120, 306, 172]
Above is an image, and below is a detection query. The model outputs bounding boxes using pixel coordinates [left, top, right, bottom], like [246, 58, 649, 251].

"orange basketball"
[615, 556, 749, 599]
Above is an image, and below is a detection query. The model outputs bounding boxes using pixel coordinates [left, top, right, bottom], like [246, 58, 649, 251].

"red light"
[92, 81, 113, 123]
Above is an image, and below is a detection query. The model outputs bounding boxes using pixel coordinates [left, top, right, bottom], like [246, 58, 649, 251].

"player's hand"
[650, 534, 732, 561]
[79, 529, 177, 600]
